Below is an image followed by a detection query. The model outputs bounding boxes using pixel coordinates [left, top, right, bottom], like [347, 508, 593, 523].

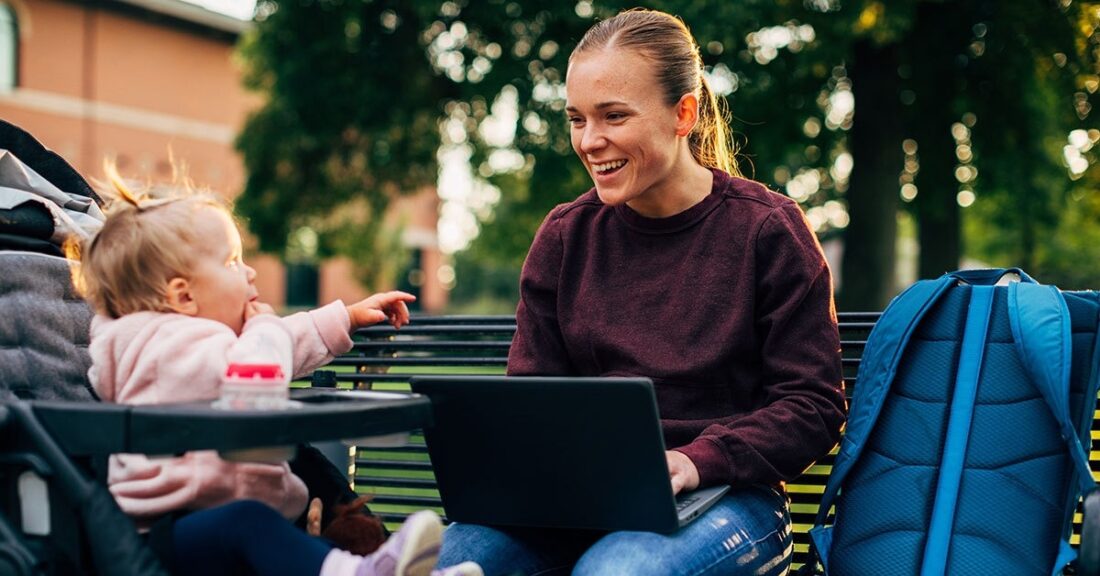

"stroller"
[0, 120, 431, 575]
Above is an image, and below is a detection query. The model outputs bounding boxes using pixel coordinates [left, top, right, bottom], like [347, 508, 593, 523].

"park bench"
[317, 312, 1100, 568]
[310, 312, 875, 568]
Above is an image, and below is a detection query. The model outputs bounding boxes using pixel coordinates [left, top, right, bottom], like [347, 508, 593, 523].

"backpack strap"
[1007, 283, 1097, 575]
[920, 285, 996, 575]
[1008, 283, 1094, 494]
[808, 275, 956, 570]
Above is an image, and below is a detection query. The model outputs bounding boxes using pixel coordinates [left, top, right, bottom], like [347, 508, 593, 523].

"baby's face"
[186, 207, 258, 334]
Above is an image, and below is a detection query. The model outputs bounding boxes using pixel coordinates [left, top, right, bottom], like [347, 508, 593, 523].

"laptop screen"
[409, 375, 686, 533]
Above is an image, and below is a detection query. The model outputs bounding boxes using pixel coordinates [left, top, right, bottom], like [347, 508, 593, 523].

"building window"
[0, 5, 15, 91]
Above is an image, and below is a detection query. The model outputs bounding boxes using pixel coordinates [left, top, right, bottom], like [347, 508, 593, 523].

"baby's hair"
[68, 160, 233, 318]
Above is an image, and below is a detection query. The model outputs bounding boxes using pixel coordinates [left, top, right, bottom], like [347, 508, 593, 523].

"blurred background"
[2, 0, 1097, 313]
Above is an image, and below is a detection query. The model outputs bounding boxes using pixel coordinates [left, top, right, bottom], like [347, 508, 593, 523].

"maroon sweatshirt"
[507, 169, 846, 488]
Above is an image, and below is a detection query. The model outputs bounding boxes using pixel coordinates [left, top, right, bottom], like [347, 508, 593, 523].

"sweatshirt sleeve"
[507, 210, 576, 375]
[102, 315, 307, 525]
[674, 203, 847, 487]
[108, 452, 309, 528]
[110, 315, 292, 405]
[282, 300, 354, 379]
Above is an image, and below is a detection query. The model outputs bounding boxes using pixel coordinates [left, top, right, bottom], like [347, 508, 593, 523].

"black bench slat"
[356, 325, 517, 336]
[310, 374, 418, 383]
[329, 357, 509, 367]
[368, 495, 447, 507]
[360, 446, 429, 455]
[355, 458, 435, 471]
[353, 341, 512, 351]
[389, 315, 515, 325]
[354, 477, 439, 489]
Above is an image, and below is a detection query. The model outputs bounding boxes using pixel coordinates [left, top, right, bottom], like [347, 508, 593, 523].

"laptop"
[409, 375, 731, 534]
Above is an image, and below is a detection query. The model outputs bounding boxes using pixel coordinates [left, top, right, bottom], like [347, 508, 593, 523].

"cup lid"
[225, 363, 285, 380]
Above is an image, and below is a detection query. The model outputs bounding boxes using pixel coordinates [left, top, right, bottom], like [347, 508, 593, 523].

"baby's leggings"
[172, 499, 332, 575]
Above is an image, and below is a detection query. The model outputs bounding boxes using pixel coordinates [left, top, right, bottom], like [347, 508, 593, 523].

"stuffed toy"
[307, 495, 387, 555]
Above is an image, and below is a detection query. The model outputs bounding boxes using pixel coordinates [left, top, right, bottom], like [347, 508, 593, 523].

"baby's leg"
[172, 500, 331, 575]
[172, 501, 476, 576]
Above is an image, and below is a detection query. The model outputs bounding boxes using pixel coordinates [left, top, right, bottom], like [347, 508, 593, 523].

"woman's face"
[566, 48, 687, 214]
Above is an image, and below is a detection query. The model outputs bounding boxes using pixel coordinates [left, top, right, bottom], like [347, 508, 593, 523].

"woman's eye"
[607, 112, 625, 121]
[568, 116, 584, 125]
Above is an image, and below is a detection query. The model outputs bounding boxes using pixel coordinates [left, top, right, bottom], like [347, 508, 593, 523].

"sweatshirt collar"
[612, 168, 728, 234]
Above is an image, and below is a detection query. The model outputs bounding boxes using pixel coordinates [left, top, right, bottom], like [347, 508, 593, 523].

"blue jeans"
[437, 486, 792, 576]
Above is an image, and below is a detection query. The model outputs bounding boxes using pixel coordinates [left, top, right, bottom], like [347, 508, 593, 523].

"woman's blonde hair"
[570, 8, 740, 176]
[68, 162, 230, 318]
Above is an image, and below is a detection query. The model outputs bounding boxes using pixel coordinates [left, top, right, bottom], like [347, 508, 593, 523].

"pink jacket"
[88, 301, 354, 528]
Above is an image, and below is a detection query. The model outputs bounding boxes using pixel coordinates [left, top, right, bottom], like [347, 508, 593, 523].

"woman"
[438, 8, 846, 576]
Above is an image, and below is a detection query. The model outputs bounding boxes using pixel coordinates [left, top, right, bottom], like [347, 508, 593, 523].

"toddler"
[70, 170, 480, 576]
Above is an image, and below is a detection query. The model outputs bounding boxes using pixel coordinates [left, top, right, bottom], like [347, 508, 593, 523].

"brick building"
[0, 0, 448, 311]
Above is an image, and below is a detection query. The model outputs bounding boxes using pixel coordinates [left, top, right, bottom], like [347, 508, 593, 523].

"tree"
[960, 1, 1100, 283]
[236, 0, 1100, 307]
[236, 2, 453, 286]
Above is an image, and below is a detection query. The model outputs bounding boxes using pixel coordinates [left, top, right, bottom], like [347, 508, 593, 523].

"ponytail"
[691, 76, 739, 177]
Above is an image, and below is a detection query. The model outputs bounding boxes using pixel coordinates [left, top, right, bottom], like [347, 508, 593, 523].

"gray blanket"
[0, 250, 96, 401]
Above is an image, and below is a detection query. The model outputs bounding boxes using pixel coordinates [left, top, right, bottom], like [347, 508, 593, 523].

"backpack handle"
[949, 268, 1036, 285]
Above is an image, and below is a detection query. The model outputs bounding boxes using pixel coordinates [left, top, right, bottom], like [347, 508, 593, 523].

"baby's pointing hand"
[346, 291, 417, 330]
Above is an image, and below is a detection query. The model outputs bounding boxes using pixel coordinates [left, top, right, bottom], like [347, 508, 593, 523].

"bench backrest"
[308, 313, 885, 567]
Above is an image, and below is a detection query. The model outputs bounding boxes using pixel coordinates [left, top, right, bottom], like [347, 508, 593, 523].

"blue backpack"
[807, 269, 1100, 575]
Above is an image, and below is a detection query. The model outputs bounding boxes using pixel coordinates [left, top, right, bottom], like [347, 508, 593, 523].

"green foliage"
[237, 0, 1100, 303]
[957, 1, 1099, 280]
[1037, 190, 1100, 290]
[446, 249, 521, 314]
[236, 1, 448, 285]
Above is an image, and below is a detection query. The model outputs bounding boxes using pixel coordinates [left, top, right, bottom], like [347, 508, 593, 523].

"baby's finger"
[374, 291, 417, 308]
[360, 309, 387, 326]
[390, 301, 411, 328]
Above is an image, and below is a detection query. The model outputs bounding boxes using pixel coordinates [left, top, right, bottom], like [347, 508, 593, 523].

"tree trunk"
[839, 40, 903, 311]
[911, 1, 966, 279]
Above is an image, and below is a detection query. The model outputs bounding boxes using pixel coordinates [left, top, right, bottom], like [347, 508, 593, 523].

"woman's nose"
[580, 124, 607, 153]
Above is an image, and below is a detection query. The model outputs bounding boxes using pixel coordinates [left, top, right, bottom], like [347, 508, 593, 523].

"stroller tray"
[20, 389, 432, 456]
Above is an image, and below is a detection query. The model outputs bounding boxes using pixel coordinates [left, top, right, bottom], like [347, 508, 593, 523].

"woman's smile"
[591, 159, 629, 182]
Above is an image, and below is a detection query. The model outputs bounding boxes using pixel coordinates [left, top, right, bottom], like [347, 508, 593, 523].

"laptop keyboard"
[675, 494, 700, 512]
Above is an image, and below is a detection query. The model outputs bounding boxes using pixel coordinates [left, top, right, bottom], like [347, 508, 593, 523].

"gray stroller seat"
[0, 250, 97, 402]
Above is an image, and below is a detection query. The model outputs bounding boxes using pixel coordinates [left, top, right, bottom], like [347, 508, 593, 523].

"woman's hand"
[346, 291, 417, 330]
[666, 450, 701, 495]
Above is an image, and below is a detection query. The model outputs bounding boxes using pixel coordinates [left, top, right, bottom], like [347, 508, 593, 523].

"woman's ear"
[674, 93, 700, 137]
[165, 277, 198, 316]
